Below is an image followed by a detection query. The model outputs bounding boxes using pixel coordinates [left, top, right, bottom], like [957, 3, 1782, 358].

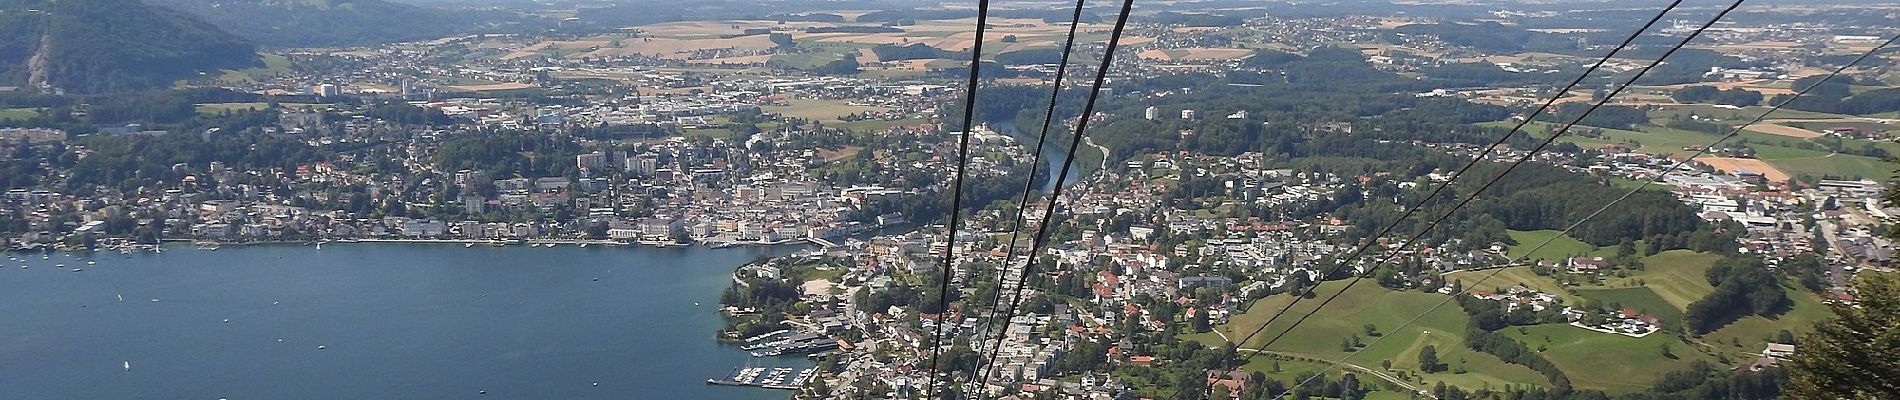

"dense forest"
[1671, 86, 1763, 107]
[1776, 76, 1900, 115]
[0, 0, 259, 94]
[870, 43, 963, 62]
[146, 0, 542, 47]
[1391, 22, 1581, 54]
[1684, 256, 1792, 333]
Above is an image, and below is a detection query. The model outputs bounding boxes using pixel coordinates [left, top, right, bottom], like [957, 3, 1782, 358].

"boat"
[579, 243, 588, 248]
[117, 294, 124, 302]
[87, 260, 96, 265]
[195, 242, 220, 251]
[464, 243, 474, 248]
[123, 361, 130, 371]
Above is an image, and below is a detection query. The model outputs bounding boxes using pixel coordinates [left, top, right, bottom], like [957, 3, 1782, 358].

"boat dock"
[706, 366, 815, 390]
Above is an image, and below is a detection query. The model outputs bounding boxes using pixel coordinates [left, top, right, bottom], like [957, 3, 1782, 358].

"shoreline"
[6, 236, 821, 253]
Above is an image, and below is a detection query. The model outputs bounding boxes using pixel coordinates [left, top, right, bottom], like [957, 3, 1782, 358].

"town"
[1, 1, 1897, 400]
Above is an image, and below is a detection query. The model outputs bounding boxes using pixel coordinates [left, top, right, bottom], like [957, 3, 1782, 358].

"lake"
[0, 243, 810, 399]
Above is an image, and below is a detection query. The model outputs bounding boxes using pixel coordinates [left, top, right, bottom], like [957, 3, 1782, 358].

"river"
[0, 243, 811, 399]
[994, 122, 1084, 193]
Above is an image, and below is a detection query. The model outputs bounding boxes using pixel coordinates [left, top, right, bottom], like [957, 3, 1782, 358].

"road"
[1236, 348, 1435, 398]
[1817, 221, 1852, 288]
[1083, 136, 1111, 172]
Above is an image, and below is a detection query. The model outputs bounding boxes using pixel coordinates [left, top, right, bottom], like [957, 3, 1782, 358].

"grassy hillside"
[1504, 229, 1610, 262]
[1227, 249, 1834, 393]
[1191, 281, 1550, 390]
[1577, 287, 1682, 324]
[1444, 266, 1583, 304]
[1701, 284, 1833, 360]
[1622, 250, 1717, 309]
[1505, 324, 1713, 392]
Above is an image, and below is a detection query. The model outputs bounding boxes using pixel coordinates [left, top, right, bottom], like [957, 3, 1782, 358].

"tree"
[1418, 345, 1441, 372]
[1785, 271, 1900, 399]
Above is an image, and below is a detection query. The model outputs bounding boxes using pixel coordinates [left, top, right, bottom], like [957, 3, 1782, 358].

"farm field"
[1615, 250, 1718, 310]
[1503, 230, 1608, 262]
[1444, 266, 1584, 304]
[0, 108, 39, 120]
[1773, 154, 1894, 180]
[216, 52, 293, 83]
[1743, 123, 1822, 138]
[764, 98, 893, 121]
[1505, 324, 1712, 392]
[1649, 104, 1853, 121]
[1192, 281, 1551, 392]
[1576, 287, 1683, 325]
[1699, 157, 1790, 181]
[1482, 121, 1895, 181]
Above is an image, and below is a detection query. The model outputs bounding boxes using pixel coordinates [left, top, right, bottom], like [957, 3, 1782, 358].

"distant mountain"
[0, 0, 259, 94]
[147, 0, 544, 47]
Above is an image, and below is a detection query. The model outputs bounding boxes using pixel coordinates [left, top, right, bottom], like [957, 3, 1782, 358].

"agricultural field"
[1698, 157, 1790, 181]
[767, 52, 849, 69]
[1193, 281, 1552, 392]
[1772, 154, 1894, 180]
[1136, 48, 1255, 62]
[1505, 324, 1713, 392]
[1484, 120, 1896, 181]
[1576, 287, 1683, 325]
[1612, 250, 1718, 310]
[0, 108, 39, 120]
[1503, 230, 1608, 262]
[763, 98, 893, 121]
[1444, 266, 1585, 304]
[215, 52, 293, 84]
[1649, 104, 1852, 121]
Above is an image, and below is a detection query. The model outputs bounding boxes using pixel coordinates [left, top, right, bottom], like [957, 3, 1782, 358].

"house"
[1178, 275, 1232, 290]
[1205, 370, 1250, 396]
[1568, 256, 1607, 272]
[1762, 343, 1796, 360]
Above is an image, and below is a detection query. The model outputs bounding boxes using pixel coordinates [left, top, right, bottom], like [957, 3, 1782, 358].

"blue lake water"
[0, 243, 809, 399]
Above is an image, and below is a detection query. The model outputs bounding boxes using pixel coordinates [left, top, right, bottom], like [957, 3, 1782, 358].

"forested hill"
[0, 0, 259, 94]
[146, 0, 541, 47]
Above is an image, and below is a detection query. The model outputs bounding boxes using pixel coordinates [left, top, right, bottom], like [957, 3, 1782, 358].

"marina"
[706, 366, 816, 390]
[741, 331, 840, 357]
